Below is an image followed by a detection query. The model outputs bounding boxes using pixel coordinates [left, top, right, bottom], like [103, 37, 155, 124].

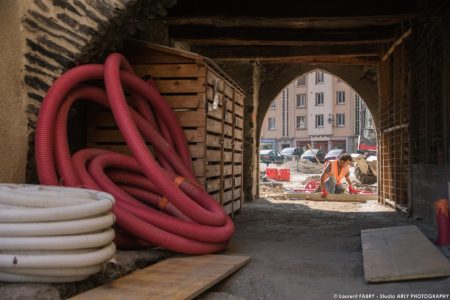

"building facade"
[260, 70, 371, 153]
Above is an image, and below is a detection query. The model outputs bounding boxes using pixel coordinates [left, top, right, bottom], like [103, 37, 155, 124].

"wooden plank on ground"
[263, 192, 375, 202]
[70, 255, 250, 300]
[361, 225, 450, 283]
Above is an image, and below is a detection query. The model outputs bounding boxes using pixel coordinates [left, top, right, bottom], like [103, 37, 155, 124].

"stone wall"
[0, 0, 27, 183]
[2, 0, 174, 183]
[408, 1, 450, 222]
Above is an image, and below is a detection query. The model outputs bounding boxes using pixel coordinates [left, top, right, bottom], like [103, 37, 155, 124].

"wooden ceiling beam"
[167, 0, 417, 18]
[214, 56, 379, 66]
[169, 25, 397, 46]
[167, 15, 415, 30]
[191, 45, 381, 59]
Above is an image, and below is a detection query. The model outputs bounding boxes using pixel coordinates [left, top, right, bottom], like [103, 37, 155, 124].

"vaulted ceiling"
[166, 0, 417, 65]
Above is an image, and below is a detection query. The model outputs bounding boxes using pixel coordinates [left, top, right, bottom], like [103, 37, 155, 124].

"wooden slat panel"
[192, 159, 205, 177]
[223, 199, 241, 215]
[223, 151, 233, 162]
[225, 97, 233, 112]
[206, 149, 222, 162]
[234, 176, 242, 187]
[206, 69, 225, 92]
[223, 177, 233, 190]
[224, 112, 233, 126]
[163, 94, 205, 109]
[233, 165, 242, 175]
[88, 128, 206, 144]
[132, 64, 200, 78]
[224, 83, 234, 98]
[235, 104, 244, 118]
[223, 189, 233, 203]
[206, 118, 223, 135]
[362, 225, 450, 282]
[234, 140, 243, 151]
[223, 165, 233, 176]
[206, 165, 221, 177]
[155, 78, 205, 94]
[206, 86, 225, 102]
[70, 255, 250, 300]
[189, 144, 205, 159]
[206, 178, 221, 193]
[235, 116, 244, 128]
[223, 124, 233, 136]
[206, 134, 222, 148]
[223, 139, 233, 150]
[233, 187, 242, 199]
[175, 111, 205, 127]
[184, 128, 206, 143]
[234, 127, 243, 138]
[206, 104, 223, 120]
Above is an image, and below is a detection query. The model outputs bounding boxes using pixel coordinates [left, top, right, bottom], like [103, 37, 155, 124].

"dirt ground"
[200, 198, 450, 300]
[1, 169, 448, 299]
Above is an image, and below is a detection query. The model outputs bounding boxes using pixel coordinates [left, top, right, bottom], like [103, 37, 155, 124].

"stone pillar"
[241, 62, 261, 201]
[0, 0, 27, 183]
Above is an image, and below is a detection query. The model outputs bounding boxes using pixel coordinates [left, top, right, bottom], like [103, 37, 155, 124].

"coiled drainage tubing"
[0, 184, 115, 283]
[35, 53, 234, 254]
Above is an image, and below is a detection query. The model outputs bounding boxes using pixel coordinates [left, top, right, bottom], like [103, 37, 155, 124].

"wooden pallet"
[70, 255, 250, 300]
[86, 40, 245, 215]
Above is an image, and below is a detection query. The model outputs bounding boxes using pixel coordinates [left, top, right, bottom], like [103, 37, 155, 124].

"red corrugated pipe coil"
[35, 53, 234, 254]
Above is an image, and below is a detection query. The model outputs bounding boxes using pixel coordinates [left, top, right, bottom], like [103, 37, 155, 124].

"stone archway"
[257, 64, 379, 137]
[219, 62, 379, 201]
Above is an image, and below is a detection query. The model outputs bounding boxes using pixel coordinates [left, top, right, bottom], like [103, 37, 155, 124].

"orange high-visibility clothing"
[328, 160, 349, 184]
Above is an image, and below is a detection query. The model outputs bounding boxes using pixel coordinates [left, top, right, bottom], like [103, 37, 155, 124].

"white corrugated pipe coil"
[0, 184, 116, 283]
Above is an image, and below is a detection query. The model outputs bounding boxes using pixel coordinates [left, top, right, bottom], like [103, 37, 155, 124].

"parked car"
[300, 149, 325, 163]
[259, 149, 285, 164]
[324, 149, 347, 162]
[280, 147, 303, 159]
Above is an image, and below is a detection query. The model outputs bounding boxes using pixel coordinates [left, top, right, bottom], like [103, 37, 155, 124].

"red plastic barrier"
[266, 168, 279, 180]
[278, 169, 290, 181]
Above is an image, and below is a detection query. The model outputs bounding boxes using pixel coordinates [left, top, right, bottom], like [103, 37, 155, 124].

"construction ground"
[2, 167, 449, 299]
[2, 0, 450, 299]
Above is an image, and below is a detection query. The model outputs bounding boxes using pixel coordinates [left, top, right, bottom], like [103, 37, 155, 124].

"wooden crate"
[86, 40, 245, 215]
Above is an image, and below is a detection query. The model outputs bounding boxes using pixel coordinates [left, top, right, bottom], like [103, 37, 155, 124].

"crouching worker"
[320, 153, 356, 198]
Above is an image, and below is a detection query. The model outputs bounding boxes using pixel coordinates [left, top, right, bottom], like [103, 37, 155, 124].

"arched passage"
[257, 64, 379, 138]
[219, 62, 379, 201]
[259, 68, 377, 153]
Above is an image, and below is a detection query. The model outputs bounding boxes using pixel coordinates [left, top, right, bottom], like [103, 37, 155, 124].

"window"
[336, 113, 345, 127]
[315, 92, 324, 106]
[269, 100, 276, 109]
[315, 71, 324, 84]
[296, 75, 306, 86]
[268, 117, 276, 130]
[296, 94, 306, 108]
[296, 116, 306, 129]
[336, 91, 345, 104]
[315, 114, 324, 128]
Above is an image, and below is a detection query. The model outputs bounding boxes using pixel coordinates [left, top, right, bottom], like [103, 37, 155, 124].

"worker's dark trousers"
[324, 176, 345, 194]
